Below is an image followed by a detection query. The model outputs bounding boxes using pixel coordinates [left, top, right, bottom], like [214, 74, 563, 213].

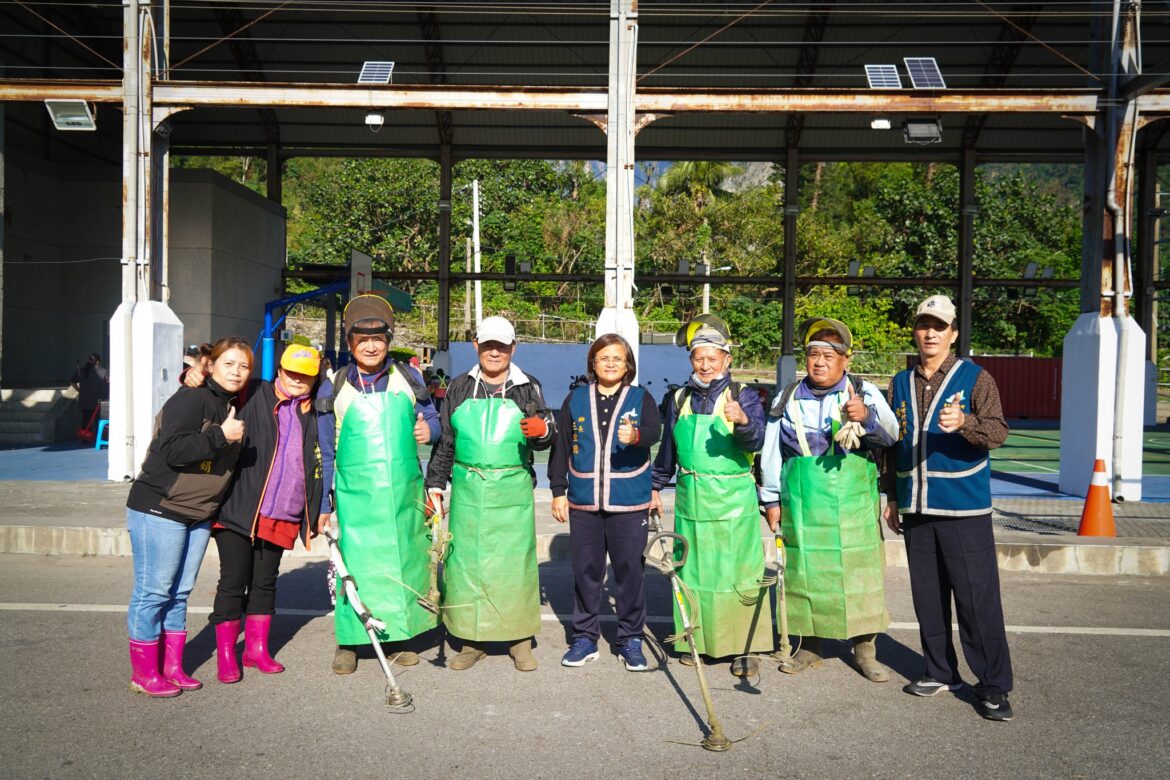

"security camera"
[365, 111, 385, 132]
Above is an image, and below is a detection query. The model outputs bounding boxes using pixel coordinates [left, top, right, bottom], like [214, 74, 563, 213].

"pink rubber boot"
[242, 614, 285, 674]
[160, 630, 203, 691]
[216, 619, 242, 683]
[129, 639, 181, 698]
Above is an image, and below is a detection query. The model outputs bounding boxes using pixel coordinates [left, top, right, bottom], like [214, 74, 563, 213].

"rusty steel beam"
[6, 79, 1170, 116]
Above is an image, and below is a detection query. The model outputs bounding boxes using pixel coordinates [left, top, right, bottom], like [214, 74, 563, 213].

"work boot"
[449, 643, 487, 671]
[509, 639, 538, 672]
[160, 630, 202, 691]
[215, 620, 242, 684]
[128, 638, 181, 698]
[778, 636, 823, 674]
[388, 650, 420, 667]
[242, 614, 284, 674]
[331, 645, 357, 675]
[852, 634, 890, 683]
[730, 656, 760, 678]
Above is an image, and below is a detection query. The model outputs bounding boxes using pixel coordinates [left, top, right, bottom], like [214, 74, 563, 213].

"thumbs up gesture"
[938, 393, 966, 433]
[841, 380, 868, 423]
[221, 406, 246, 443]
[413, 412, 430, 444]
[617, 412, 639, 445]
[724, 399, 748, 426]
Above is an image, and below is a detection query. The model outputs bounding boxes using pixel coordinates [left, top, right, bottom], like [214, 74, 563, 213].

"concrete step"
[0, 387, 75, 409]
[0, 527, 1165, 576]
[0, 420, 43, 435]
[0, 410, 45, 423]
[0, 434, 50, 447]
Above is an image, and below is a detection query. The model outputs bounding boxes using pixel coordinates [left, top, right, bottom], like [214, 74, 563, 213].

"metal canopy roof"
[2, 1, 1169, 165]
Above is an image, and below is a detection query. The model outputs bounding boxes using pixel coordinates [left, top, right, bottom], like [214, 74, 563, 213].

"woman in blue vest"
[549, 334, 661, 671]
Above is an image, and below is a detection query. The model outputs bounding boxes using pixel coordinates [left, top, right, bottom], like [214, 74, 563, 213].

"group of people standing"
[121, 291, 1014, 722]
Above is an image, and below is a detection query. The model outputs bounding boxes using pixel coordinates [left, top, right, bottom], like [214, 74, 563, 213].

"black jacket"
[126, 379, 242, 525]
[217, 380, 324, 546]
[425, 365, 555, 490]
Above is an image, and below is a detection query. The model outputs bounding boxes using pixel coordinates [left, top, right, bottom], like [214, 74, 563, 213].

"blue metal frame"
[258, 281, 348, 380]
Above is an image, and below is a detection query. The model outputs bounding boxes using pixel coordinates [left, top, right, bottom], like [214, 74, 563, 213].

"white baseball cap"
[476, 316, 516, 345]
[914, 294, 957, 326]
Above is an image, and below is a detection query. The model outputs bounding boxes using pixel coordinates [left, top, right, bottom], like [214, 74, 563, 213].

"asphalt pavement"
[1, 554, 1168, 779]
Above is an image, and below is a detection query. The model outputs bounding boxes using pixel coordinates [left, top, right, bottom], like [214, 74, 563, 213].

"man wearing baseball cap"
[652, 314, 772, 677]
[425, 316, 555, 671]
[884, 294, 1014, 720]
[760, 317, 898, 682]
[317, 294, 441, 675]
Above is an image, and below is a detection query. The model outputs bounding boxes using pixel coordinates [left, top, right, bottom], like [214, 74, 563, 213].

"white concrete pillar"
[1058, 314, 1146, 500]
[596, 0, 640, 373]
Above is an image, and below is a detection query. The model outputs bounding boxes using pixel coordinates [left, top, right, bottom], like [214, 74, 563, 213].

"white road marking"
[1, 603, 1168, 637]
[997, 458, 1059, 474]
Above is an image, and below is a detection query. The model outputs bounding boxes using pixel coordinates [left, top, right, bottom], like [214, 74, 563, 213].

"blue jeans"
[126, 508, 211, 641]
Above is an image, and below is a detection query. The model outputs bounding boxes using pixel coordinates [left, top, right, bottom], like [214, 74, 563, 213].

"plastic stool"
[95, 419, 109, 450]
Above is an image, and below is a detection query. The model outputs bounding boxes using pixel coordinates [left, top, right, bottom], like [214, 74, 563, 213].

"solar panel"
[865, 64, 902, 90]
[904, 57, 946, 89]
[358, 61, 395, 84]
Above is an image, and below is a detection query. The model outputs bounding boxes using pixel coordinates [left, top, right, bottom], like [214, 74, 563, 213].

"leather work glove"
[519, 416, 549, 439]
[425, 488, 445, 521]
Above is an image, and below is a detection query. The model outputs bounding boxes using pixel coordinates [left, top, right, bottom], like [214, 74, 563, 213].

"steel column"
[1135, 151, 1157, 358]
[778, 147, 799, 389]
[596, 0, 639, 360]
[437, 143, 452, 351]
[266, 143, 281, 203]
[958, 148, 976, 357]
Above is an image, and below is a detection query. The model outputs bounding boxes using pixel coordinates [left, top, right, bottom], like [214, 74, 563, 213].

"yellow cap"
[280, 345, 321, 377]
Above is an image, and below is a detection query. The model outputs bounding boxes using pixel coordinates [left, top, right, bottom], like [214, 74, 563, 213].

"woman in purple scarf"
[208, 345, 331, 684]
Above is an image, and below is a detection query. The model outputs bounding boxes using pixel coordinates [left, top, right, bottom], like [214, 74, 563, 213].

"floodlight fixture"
[358, 61, 395, 84]
[365, 111, 385, 133]
[870, 117, 892, 130]
[44, 99, 96, 131]
[903, 117, 942, 144]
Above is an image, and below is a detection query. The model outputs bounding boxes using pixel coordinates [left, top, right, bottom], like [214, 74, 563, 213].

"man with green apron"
[425, 316, 555, 671]
[759, 318, 898, 682]
[316, 294, 441, 675]
[652, 318, 772, 678]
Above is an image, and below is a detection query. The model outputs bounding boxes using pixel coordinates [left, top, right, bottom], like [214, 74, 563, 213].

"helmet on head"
[343, 294, 395, 340]
[675, 314, 731, 351]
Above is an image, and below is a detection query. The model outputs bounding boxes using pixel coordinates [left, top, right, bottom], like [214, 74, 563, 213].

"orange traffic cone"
[1077, 459, 1117, 537]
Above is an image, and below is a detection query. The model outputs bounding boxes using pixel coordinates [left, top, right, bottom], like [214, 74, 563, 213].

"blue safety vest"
[566, 384, 652, 512]
[890, 359, 991, 517]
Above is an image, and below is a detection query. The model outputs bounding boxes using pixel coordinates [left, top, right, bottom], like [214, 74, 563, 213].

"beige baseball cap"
[914, 294, 957, 326]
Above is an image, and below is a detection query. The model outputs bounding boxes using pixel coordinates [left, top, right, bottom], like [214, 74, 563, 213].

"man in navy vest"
[883, 294, 1014, 721]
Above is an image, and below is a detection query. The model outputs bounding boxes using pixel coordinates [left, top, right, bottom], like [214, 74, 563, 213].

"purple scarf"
[258, 378, 308, 523]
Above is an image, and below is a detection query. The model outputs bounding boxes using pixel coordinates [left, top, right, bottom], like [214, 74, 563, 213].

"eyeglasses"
[805, 349, 844, 361]
[594, 357, 625, 365]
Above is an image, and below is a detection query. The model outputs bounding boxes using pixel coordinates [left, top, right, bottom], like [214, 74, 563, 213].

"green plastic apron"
[780, 397, 889, 639]
[672, 390, 773, 657]
[333, 389, 437, 645]
[443, 396, 541, 642]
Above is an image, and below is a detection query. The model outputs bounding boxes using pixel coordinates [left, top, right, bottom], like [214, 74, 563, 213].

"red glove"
[519, 416, 549, 439]
[424, 489, 444, 521]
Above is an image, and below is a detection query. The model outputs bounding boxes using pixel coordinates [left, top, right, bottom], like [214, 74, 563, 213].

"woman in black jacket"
[125, 337, 252, 697]
[210, 345, 330, 684]
[548, 334, 661, 671]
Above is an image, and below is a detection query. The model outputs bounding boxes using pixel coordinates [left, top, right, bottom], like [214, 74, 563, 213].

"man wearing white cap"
[760, 317, 898, 682]
[884, 294, 1013, 721]
[425, 316, 555, 671]
[652, 315, 772, 678]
